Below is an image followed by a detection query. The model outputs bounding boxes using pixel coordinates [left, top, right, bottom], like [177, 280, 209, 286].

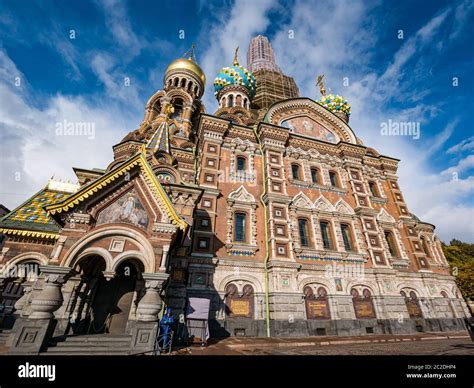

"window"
[236, 156, 246, 172]
[234, 213, 246, 242]
[298, 219, 310, 247]
[384, 231, 398, 257]
[320, 221, 333, 249]
[200, 219, 210, 228]
[329, 171, 338, 187]
[311, 168, 319, 184]
[340, 224, 353, 251]
[368, 181, 379, 197]
[291, 164, 300, 180]
[228, 95, 234, 107]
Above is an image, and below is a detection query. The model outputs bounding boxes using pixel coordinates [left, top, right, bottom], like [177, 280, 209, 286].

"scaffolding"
[252, 69, 300, 119]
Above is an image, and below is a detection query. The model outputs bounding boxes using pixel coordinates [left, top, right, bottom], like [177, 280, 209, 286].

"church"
[0, 35, 469, 354]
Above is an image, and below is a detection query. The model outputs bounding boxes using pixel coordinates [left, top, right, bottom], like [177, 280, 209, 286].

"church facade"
[0, 36, 469, 354]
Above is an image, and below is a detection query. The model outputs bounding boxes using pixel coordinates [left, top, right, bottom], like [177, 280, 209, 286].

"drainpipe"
[252, 124, 271, 337]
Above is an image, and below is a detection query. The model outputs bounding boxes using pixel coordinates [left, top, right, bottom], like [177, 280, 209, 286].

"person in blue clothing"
[159, 307, 175, 349]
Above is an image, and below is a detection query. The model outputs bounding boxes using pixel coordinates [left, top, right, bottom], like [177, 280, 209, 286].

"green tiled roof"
[0, 188, 69, 233]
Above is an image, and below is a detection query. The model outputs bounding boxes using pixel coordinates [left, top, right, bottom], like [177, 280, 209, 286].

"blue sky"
[0, 0, 473, 242]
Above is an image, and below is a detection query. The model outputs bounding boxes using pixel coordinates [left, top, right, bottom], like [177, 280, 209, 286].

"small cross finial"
[316, 74, 326, 96]
[233, 46, 239, 66]
[188, 43, 196, 61]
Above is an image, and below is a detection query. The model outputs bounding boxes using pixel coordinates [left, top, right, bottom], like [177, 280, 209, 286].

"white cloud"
[447, 136, 474, 154]
[441, 155, 474, 176]
[199, 0, 279, 110]
[0, 49, 137, 210]
[259, 0, 473, 242]
[95, 0, 145, 57]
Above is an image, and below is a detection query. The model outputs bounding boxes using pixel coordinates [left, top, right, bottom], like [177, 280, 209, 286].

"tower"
[246, 35, 300, 117]
[212, 47, 258, 126]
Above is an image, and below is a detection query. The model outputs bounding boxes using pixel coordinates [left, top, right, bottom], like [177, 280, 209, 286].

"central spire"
[145, 103, 174, 155]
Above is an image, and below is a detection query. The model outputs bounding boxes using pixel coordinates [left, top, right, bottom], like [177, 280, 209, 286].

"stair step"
[46, 345, 129, 353]
[41, 347, 128, 356]
[50, 342, 130, 348]
[52, 336, 131, 343]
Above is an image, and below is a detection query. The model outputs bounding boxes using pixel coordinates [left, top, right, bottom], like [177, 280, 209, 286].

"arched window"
[171, 98, 184, 121]
[243, 98, 248, 109]
[194, 86, 199, 95]
[420, 237, 431, 258]
[298, 218, 310, 247]
[304, 286, 331, 319]
[234, 212, 246, 242]
[174, 78, 179, 87]
[352, 288, 376, 319]
[187, 81, 192, 91]
[180, 78, 186, 87]
[235, 94, 242, 107]
[320, 221, 333, 250]
[340, 223, 353, 251]
[384, 231, 398, 257]
[228, 95, 234, 107]
[236, 156, 246, 172]
[401, 290, 423, 319]
[368, 181, 379, 197]
[225, 283, 254, 318]
[329, 171, 339, 187]
[310, 168, 319, 184]
[291, 164, 300, 180]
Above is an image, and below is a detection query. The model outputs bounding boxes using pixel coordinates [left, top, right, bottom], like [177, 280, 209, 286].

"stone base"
[212, 318, 468, 338]
[129, 320, 159, 355]
[9, 318, 56, 354]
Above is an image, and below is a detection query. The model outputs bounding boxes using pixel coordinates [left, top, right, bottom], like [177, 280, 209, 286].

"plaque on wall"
[304, 286, 331, 319]
[225, 283, 254, 318]
[230, 299, 251, 317]
[406, 300, 423, 319]
[353, 299, 376, 319]
[305, 299, 331, 319]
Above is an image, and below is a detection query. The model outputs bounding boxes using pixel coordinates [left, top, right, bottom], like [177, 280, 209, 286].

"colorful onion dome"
[213, 47, 257, 98]
[318, 93, 351, 115]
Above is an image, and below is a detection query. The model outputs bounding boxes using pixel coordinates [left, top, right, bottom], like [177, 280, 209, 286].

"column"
[9, 265, 72, 354]
[130, 272, 169, 355]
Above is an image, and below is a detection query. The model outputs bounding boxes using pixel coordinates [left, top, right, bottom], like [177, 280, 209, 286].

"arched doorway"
[69, 256, 144, 335]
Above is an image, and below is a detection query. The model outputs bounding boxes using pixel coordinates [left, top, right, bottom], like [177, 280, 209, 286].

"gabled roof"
[45, 152, 188, 231]
[0, 187, 69, 240]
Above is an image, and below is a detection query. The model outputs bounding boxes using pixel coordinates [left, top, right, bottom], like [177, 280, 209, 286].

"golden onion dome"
[165, 57, 206, 85]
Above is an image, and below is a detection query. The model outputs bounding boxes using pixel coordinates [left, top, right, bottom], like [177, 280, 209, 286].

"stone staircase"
[42, 334, 133, 355]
